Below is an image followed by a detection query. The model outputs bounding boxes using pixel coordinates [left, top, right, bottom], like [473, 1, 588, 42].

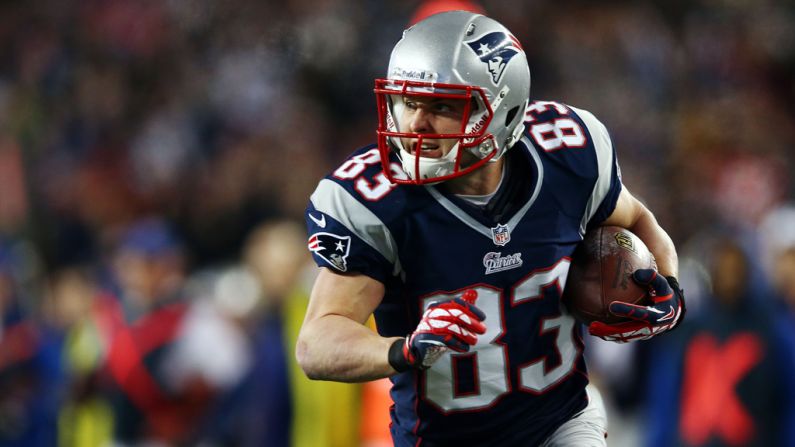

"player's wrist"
[388, 337, 412, 373]
[664, 275, 684, 303]
[664, 275, 681, 292]
[664, 275, 686, 328]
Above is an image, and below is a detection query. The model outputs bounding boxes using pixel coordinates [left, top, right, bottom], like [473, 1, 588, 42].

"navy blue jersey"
[306, 101, 622, 446]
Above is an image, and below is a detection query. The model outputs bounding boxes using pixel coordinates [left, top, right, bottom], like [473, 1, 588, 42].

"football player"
[297, 11, 685, 446]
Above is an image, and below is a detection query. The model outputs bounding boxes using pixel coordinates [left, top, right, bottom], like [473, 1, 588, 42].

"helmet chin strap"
[398, 142, 461, 182]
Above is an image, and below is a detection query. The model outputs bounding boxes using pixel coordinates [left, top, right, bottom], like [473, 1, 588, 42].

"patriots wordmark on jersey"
[306, 101, 622, 446]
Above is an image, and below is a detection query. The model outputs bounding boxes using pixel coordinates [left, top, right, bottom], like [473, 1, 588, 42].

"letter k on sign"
[679, 333, 763, 446]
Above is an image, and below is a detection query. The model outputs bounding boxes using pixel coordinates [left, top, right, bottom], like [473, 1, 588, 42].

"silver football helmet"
[375, 11, 531, 184]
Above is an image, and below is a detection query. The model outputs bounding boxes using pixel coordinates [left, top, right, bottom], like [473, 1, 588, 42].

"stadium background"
[0, 0, 793, 445]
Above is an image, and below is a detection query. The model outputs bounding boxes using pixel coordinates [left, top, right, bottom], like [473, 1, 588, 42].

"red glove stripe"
[589, 320, 650, 337]
[403, 340, 416, 364]
[651, 292, 673, 304]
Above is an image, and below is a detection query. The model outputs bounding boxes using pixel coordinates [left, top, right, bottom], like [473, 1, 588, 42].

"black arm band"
[388, 338, 411, 373]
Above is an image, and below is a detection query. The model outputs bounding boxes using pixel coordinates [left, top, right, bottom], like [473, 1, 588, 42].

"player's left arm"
[601, 187, 677, 277]
[592, 186, 686, 342]
[571, 104, 676, 278]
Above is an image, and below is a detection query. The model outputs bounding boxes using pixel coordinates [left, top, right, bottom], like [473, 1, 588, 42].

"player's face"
[397, 95, 469, 159]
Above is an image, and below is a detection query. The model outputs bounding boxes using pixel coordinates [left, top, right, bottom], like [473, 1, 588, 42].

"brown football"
[562, 226, 657, 325]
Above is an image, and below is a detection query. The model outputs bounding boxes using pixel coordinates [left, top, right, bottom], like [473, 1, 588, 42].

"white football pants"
[541, 384, 608, 447]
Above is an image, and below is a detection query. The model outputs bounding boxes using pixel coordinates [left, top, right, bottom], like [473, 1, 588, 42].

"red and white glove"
[589, 269, 686, 343]
[388, 292, 486, 371]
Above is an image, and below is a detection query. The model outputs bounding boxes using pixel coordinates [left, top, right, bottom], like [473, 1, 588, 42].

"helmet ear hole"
[504, 106, 520, 127]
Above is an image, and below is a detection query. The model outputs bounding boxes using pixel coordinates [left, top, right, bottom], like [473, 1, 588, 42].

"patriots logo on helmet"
[308, 232, 351, 272]
[465, 32, 522, 85]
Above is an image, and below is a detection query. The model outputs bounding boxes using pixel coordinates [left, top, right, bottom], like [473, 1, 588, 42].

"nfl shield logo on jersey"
[308, 232, 351, 272]
[491, 224, 511, 246]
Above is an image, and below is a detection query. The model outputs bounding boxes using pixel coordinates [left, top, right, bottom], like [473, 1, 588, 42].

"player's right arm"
[299, 148, 487, 381]
[295, 268, 401, 382]
[296, 267, 487, 382]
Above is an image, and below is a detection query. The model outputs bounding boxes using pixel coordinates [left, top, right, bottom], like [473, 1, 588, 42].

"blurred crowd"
[0, 0, 794, 446]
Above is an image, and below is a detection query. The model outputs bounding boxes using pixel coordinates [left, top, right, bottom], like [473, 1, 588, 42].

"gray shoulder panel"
[570, 106, 619, 236]
[310, 179, 402, 276]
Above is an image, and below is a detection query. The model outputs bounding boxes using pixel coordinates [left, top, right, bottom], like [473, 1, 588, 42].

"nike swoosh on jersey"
[309, 213, 326, 228]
